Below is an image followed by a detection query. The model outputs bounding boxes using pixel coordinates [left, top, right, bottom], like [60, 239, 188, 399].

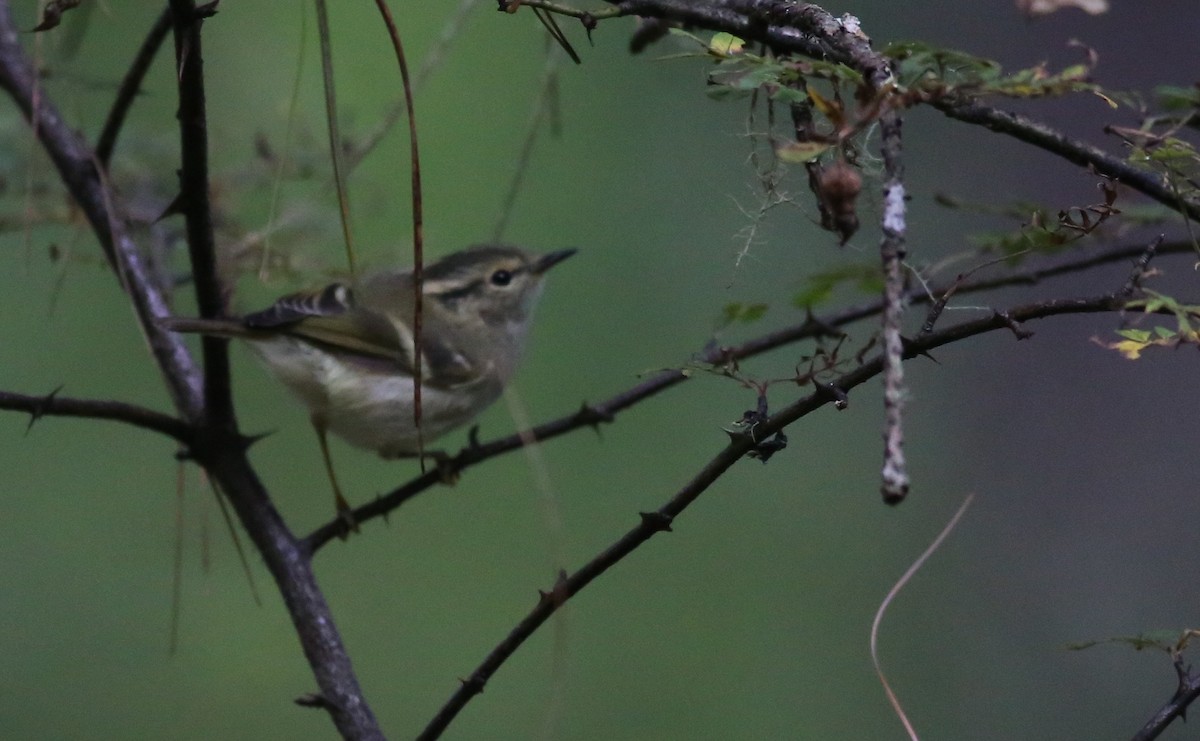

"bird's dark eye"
[490, 269, 513, 287]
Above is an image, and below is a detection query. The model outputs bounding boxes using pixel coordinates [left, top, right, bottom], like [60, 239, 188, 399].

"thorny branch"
[1133, 657, 1200, 741]
[418, 272, 1170, 738]
[168, 0, 233, 426]
[935, 99, 1200, 225]
[0, 0, 203, 419]
[0, 388, 194, 443]
[304, 237, 1195, 550]
[4, 1, 1199, 739]
[0, 3, 384, 738]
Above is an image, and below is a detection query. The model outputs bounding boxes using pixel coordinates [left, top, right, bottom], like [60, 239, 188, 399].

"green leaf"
[1116, 328, 1151, 343]
[793, 263, 884, 309]
[708, 32, 745, 58]
[1156, 84, 1200, 111]
[775, 140, 831, 163]
[721, 302, 769, 325]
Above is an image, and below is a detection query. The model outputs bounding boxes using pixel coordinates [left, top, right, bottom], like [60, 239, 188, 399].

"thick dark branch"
[0, 389, 194, 444]
[1132, 659, 1200, 741]
[935, 99, 1200, 223]
[538, 0, 1200, 226]
[418, 288, 1143, 738]
[0, 0, 202, 420]
[304, 238, 1194, 551]
[197, 450, 385, 741]
[168, 0, 234, 427]
[96, 7, 172, 166]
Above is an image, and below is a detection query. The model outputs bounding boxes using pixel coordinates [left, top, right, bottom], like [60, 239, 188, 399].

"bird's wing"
[245, 281, 479, 387]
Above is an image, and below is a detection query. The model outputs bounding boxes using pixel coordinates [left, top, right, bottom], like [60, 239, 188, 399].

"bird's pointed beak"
[532, 248, 577, 275]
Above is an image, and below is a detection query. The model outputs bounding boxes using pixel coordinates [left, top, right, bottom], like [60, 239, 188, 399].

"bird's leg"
[313, 416, 358, 533]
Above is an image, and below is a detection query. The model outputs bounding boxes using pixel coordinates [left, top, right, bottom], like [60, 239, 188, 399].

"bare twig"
[96, 7, 172, 166]
[493, 46, 565, 241]
[169, 0, 233, 424]
[370, 0, 427, 464]
[314, 0, 358, 277]
[0, 388, 194, 442]
[935, 99, 1200, 224]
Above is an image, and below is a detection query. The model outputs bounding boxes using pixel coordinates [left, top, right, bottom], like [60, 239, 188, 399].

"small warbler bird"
[165, 244, 575, 519]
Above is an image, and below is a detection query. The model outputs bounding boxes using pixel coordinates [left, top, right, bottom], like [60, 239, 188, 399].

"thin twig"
[935, 99, 1200, 224]
[493, 45, 565, 241]
[96, 7, 172, 166]
[313, 0, 358, 277]
[0, 388, 194, 442]
[260, 3, 309, 280]
[370, 0, 427, 466]
[169, 0, 233, 423]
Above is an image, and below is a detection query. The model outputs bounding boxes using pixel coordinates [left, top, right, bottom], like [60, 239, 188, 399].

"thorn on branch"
[156, 190, 185, 223]
[237, 429, 273, 451]
[537, 570, 570, 608]
[466, 424, 483, 452]
[580, 13, 597, 44]
[995, 311, 1034, 340]
[639, 511, 674, 533]
[900, 336, 938, 363]
[194, 1, 220, 20]
[23, 385, 64, 434]
[294, 692, 332, 709]
[457, 675, 486, 697]
[30, 0, 82, 33]
[573, 402, 614, 431]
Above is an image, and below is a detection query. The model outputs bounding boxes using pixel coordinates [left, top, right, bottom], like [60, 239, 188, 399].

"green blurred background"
[2, 1, 1200, 738]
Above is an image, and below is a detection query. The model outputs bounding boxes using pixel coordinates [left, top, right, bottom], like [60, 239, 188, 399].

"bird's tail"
[159, 316, 253, 338]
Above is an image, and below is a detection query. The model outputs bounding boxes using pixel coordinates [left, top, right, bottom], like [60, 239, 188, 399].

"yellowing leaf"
[775, 140, 831, 163]
[709, 33, 745, 58]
